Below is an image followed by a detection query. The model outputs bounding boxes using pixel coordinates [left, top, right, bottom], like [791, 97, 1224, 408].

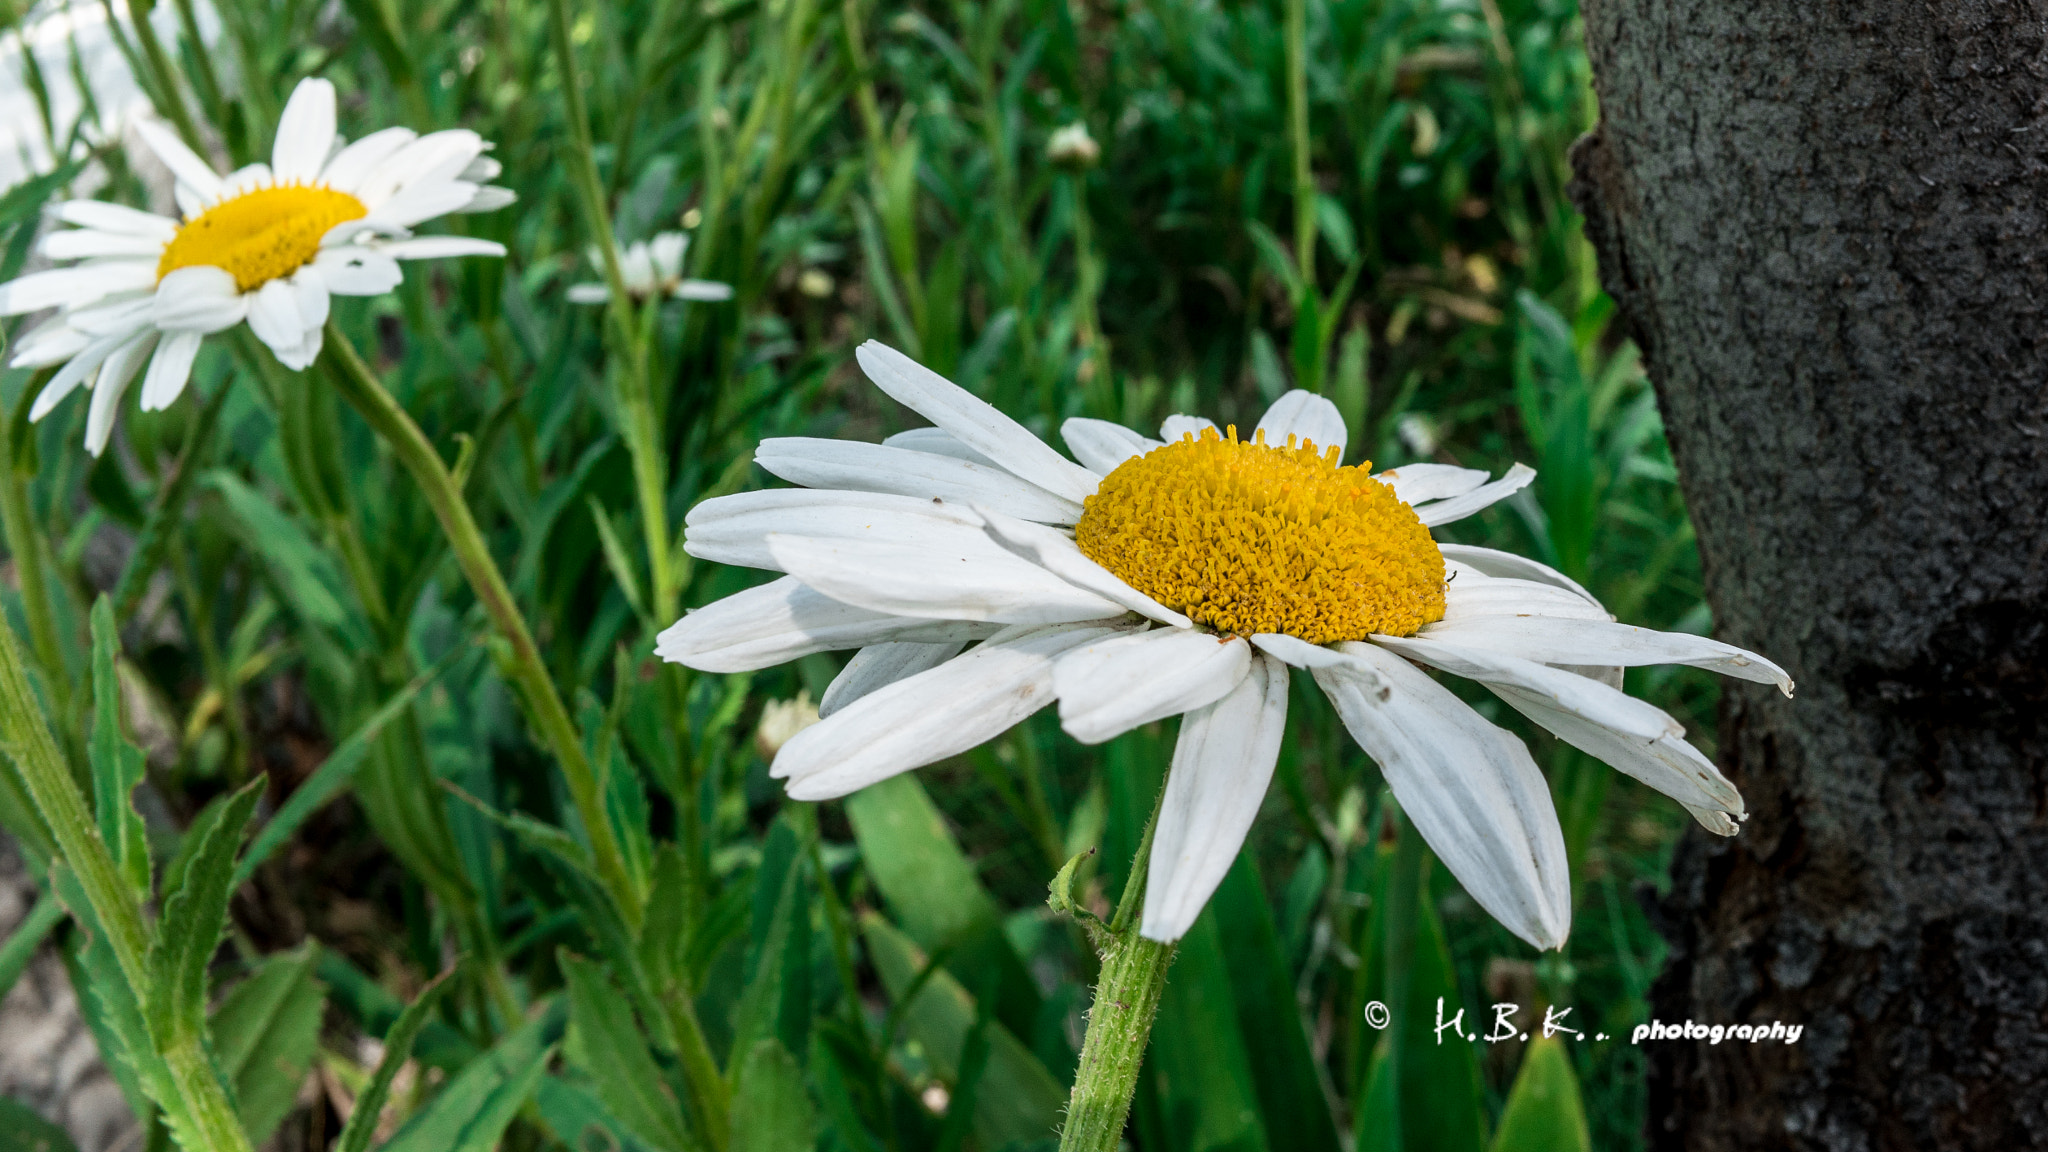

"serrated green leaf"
[1488, 1036, 1591, 1152]
[52, 864, 163, 1132]
[381, 1002, 562, 1152]
[334, 970, 453, 1152]
[536, 1076, 654, 1152]
[588, 497, 649, 622]
[0, 1095, 79, 1152]
[202, 471, 368, 649]
[731, 1040, 814, 1152]
[861, 915, 1063, 1148]
[210, 947, 327, 1146]
[146, 778, 261, 1047]
[88, 597, 149, 897]
[561, 951, 697, 1152]
[731, 819, 810, 1065]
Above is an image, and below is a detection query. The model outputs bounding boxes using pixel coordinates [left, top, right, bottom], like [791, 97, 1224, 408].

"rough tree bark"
[1568, 3, 2048, 1149]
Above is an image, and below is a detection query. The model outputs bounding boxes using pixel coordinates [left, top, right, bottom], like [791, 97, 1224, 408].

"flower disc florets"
[157, 184, 368, 291]
[1075, 427, 1447, 643]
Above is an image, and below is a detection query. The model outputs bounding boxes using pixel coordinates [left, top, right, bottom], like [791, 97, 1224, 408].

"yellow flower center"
[1075, 427, 1446, 643]
[157, 184, 368, 292]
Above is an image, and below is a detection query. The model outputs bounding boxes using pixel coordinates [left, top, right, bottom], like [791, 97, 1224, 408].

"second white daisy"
[0, 77, 514, 454]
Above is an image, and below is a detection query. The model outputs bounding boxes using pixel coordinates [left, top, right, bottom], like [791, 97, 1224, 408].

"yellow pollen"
[157, 184, 367, 292]
[1075, 427, 1446, 644]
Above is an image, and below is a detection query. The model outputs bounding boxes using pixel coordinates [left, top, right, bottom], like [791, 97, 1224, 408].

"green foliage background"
[0, 0, 1715, 1148]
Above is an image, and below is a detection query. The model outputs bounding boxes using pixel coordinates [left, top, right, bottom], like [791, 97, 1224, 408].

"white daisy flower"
[565, 231, 733, 305]
[656, 341, 1792, 950]
[0, 77, 515, 455]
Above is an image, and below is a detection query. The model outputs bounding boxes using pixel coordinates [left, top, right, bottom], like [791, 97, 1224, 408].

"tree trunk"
[1567, 4, 2048, 1149]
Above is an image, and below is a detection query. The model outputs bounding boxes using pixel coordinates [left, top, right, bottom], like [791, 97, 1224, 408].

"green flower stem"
[1286, 0, 1315, 289]
[1059, 771, 1180, 1150]
[1061, 932, 1177, 1151]
[0, 375, 69, 721]
[318, 322, 644, 926]
[125, 0, 207, 154]
[545, 0, 680, 625]
[0, 608, 253, 1152]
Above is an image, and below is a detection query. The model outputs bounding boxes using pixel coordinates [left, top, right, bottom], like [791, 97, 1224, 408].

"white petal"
[1414, 463, 1536, 527]
[85, 334, 155, 456]
[139, 332, 204, 412]
[1255, 390, 1347, 458]
[755, 437, 1085, 524]
[566, 283, 611, 304]
[767, 532, 1128, 625]
[818, 641, 967, 717]
[654, 576, 999, 672]
[360, 181, 478, 231]
[41, 229, 166, 260]
[682, 488, 986, 572]
[650, 232, 688, 279]
[56, 201, 178, 240]
[174, 185, 205, 220]
[855, 341, 1101, 504]
[134, 120, 222, 200]
[1159, 414, 1216, 441]
[1440, 571, 1610, 626]
[355, 130, 485, 206]
[272, 78, 337, 183]
[1418, 616, 1794, 695]
[776, 622, 1132, 799]
[671, 279, 733, 301]
[881, 426, 998, 466]
[460, 156, 504, 183]
[1438, 544, 1600, 606]
[246, 279, 305, 359]
[1375, 463, 1489, 505]
[1679, 803, 1741, 837]
[1053, 628, 1251, 744]
[460, 186, 518, 213]
[322, 218, 410, 249]
[1061, 417, 1159, 475]
[1139, 653, 1290, 942]
[1369, 634, 1677, 741]
[0, 262, 158, 316]
[10, 319, 89, 368]
[975, 506, 1193, 628]
[152, 266, 249, 333]
[619, 243, 655, 291]
[1248, 633, 1389, 692]
[313, 246, 404, 296]
[31, 328, 134, 420]
[1315, 641, 1572, 950]
[66, 296, 159, 337]
[377, 236, 507, 260]
[318, 127, 417, 194]
[1486, 682, 1742, 816]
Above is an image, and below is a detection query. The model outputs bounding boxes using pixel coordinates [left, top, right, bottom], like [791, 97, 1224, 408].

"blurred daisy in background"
[566, 231, 732, 305]
[0, 77, 513, 454]
[658, 341, 1790, 950]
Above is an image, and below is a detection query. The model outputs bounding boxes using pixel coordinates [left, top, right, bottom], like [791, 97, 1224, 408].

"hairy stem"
[1059, 770, 1178, 1150]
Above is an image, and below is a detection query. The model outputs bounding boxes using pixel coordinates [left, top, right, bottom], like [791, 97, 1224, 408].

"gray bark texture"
[1568, 2, 2048, 1149]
